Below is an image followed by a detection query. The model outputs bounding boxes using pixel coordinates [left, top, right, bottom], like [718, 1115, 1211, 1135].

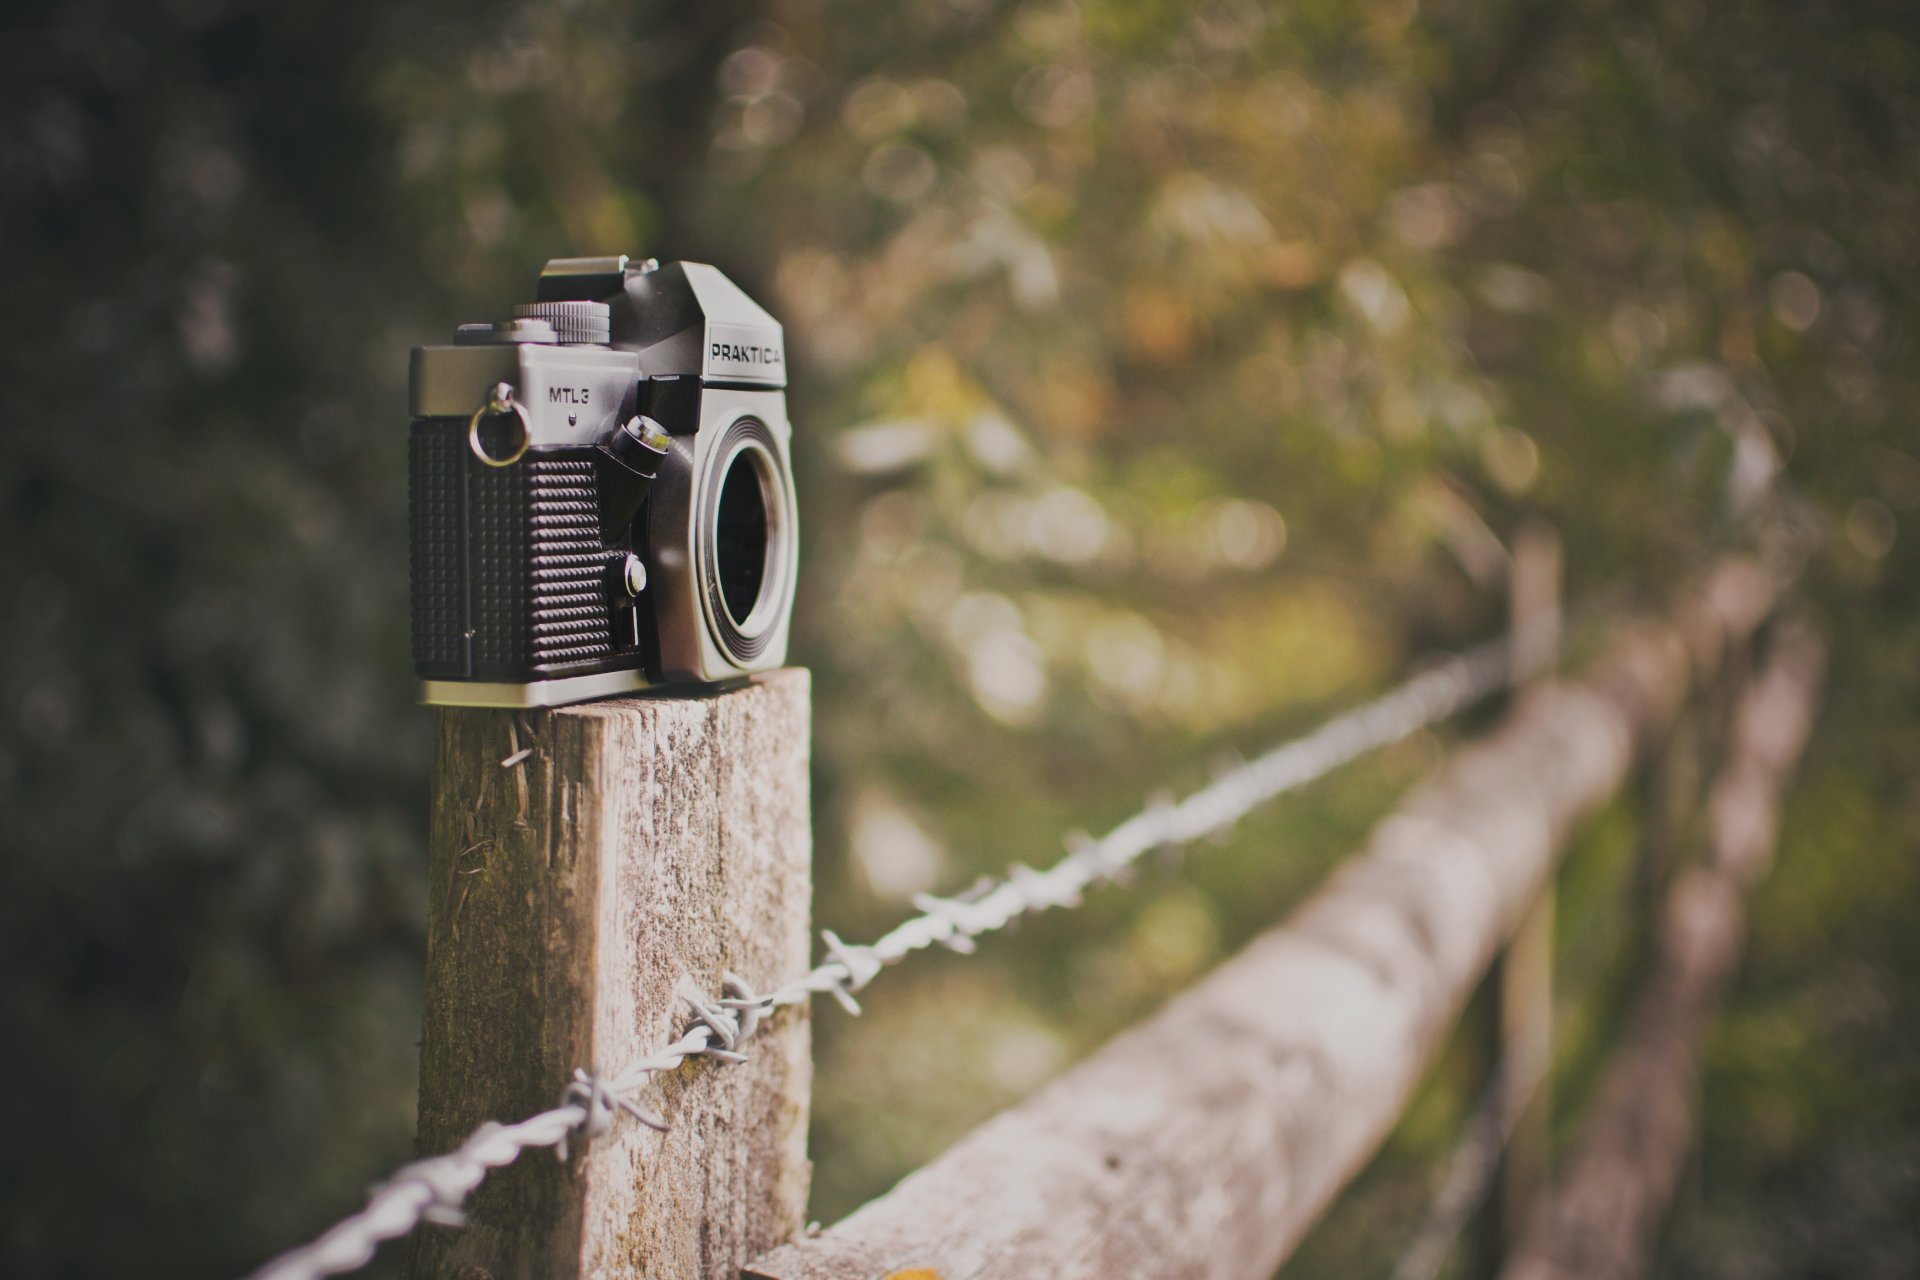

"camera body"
[408, 255, 797, 707]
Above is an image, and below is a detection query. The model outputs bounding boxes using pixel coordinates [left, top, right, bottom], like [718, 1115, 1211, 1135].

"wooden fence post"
[401, 672, 812, 1280]
[1634, 711, 1701, 920]
[1499, 623, 1824, 1280]
[1490, 522, 1562, 1259]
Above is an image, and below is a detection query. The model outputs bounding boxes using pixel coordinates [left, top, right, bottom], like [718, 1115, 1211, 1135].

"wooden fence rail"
[747, 562, 1776, 1280]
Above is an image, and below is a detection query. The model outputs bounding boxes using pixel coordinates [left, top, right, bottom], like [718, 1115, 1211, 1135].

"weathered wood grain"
[1499, 624, 1824, 1280]
[745, 562, 1774, 1280]
[402, 671, 812, 1280]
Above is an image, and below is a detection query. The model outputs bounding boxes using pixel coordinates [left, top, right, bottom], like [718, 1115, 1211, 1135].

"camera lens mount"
[697, 416, 794, 666]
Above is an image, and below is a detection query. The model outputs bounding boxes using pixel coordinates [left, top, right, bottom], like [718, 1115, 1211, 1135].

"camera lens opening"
[715, 447, 771, 625]
[697, 417, 793, 667]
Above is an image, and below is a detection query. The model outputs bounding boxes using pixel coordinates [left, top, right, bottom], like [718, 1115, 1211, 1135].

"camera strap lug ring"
[468, 382, 532, 468]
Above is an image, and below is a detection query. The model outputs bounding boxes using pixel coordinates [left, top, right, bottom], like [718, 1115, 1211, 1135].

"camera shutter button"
[510, 300, 612, 346]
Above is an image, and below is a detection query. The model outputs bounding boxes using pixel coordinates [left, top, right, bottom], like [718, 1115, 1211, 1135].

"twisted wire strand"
[247, 1028, 715, 1280]
[247, 624, 1542, 1280]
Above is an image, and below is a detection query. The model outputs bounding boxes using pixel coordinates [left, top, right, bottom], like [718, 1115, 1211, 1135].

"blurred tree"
[0, 1, 747, 1273]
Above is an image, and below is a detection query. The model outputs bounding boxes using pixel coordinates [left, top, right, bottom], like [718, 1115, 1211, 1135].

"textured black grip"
[408, 421, 633, 681]
[522, 456, 612, 667]
[408, 424, 465, 673]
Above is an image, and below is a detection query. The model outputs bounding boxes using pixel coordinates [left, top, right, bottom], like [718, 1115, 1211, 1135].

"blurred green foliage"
[2, 0, 1916, 1276]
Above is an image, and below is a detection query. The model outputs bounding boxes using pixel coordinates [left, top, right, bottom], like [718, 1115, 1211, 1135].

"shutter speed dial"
[509, 300, 612, 346]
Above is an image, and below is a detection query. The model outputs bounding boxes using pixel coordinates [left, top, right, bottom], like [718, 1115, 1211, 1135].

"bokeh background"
[4, 0, 1917, 1275]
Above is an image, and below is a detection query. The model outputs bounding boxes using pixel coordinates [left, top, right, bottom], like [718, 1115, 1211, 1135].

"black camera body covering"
[408, 256, 797, 707]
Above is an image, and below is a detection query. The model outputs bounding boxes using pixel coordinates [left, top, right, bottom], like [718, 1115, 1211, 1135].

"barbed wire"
[247, 621, 1552, 1280]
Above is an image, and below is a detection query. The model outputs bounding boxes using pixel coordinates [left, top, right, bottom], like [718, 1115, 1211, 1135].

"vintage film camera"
[407, 255, 797, 707]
